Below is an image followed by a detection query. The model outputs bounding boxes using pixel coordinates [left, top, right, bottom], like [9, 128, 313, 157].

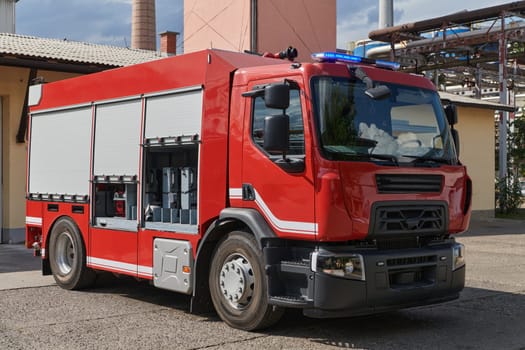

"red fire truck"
[26, 49, 470, 330]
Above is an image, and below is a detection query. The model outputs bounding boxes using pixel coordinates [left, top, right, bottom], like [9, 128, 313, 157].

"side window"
[252, 89, 305, 155]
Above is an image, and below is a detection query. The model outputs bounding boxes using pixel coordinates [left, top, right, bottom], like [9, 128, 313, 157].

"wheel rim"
[55, 230, 75, 276]
[219, 253, 255, 310]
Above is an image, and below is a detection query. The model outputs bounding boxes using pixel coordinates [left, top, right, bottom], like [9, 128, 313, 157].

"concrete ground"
[0, 244, 54, 290]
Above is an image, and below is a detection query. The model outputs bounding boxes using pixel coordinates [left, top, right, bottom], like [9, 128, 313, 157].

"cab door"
[240, 78, 316, 239]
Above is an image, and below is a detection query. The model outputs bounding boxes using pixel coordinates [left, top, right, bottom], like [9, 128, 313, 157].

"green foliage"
[509, 42, 525, 56]
[510, 115, 525, 177]
[321, 86, 357, 146]
[496, 175, 523, 214]
[496, 113, 525, 214]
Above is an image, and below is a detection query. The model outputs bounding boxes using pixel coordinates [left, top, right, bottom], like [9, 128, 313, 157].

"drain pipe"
[250, 0, 257, 52]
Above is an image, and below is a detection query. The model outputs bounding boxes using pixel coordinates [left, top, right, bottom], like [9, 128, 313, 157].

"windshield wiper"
[401, 155, 451, 165]
[323, 147, 399, 165]
[354, 153, 399, 166]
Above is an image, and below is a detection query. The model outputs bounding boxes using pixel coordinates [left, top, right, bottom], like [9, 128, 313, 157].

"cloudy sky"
[15, 0, 514, 51]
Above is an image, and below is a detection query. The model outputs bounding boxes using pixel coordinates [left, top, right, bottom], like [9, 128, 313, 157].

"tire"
[48, 217, 96, 290]
[209, 231, 284, 331]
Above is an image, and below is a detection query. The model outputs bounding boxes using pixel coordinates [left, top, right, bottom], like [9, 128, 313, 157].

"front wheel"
[48, 217, 96, 290]
[209, 231, 283, 330]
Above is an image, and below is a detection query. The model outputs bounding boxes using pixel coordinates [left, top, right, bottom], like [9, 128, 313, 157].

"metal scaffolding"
[367, 1, 525, 179]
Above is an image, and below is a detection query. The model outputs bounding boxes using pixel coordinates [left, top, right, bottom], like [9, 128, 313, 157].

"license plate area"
[388, 266, 436, 289]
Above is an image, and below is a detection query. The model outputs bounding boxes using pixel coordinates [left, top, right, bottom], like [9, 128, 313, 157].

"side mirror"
[451, 128, 460, 157]
[263, 114, 305, 173]
[445, 104, 458, 125]
[263, 114, 289, 154]
[264, 84, 290, 109]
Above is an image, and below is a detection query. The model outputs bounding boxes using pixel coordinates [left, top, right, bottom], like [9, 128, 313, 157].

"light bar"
[311, 52, 400, 70]
[374, 58, 401, 71]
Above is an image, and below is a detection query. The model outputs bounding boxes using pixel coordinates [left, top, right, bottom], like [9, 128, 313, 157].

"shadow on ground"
[0, 244, 40, 273]
[79, 276, 525, 349]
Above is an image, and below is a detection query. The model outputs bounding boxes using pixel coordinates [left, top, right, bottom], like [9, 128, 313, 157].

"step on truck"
[26, 49, 470, 330]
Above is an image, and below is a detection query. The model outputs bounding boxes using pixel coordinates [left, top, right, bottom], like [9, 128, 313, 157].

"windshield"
[311, 76, 457, 165]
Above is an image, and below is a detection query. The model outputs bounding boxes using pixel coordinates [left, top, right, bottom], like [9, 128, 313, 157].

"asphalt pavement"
[0, 244, 54, 290]
[463, 216, 525, 236]
[0, 217, 524, 350]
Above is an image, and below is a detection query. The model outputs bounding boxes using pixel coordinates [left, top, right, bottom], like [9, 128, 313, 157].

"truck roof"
[30, 49, 286, 111]
[31, 49, 437, 112]
[233, 60, 436, 91]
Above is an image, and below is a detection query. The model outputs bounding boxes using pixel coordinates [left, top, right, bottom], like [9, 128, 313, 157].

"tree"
[496, 111, 524, 214]
[510, 113, 525, 177]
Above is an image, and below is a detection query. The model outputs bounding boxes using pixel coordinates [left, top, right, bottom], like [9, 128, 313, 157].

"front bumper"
[266, 240, 465, 318]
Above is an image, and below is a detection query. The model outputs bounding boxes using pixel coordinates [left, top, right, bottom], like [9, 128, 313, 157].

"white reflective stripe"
[229, 188, 317, 235]
[26, 216, 43, 226]
[87, 256, 152, 276]
[138, 265, 153, 277]
[41, 248, 46, 258]
[253, 189, 317, 234]
[228, 188, 242, 199]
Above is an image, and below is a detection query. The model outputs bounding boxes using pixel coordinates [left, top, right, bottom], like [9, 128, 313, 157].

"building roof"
[439, 91, 516, 112]
[0, 32, 167, 71]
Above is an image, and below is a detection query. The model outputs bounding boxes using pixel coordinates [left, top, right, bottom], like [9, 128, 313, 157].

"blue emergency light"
[311, 52, 400, 70]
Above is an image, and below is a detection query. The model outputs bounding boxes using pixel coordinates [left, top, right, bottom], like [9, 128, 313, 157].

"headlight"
[452, 243, 465, 271]
[312, 253, 365, 281]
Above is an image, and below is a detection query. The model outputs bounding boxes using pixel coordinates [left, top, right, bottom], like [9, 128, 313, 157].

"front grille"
[387, 255, 437, 267]
[376, 174, 443, 194]
[370, 202, 447, 236]
[375, 236, 445, 249]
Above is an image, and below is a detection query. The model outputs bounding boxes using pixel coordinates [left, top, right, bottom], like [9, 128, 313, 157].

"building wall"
[184, 0, 251, 54]
[0, 66, 28, 243]
[257, 0, 336, 62]
[183, 0, 336, 62]
[455, 106, 495, 217]
[0, 66, 79, 243]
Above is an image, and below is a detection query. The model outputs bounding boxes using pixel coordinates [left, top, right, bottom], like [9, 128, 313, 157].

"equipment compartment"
[93, 181, 138, 231]
[143, 142, 199, 233]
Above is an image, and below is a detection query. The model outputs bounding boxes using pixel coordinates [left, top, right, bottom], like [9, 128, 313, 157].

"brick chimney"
[131, 0, 156, 51]
[160, 31, 178, 55]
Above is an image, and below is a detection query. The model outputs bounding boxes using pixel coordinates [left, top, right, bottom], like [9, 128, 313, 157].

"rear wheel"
[209, 231, 283, 330]
[48, 217, 95, 290]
